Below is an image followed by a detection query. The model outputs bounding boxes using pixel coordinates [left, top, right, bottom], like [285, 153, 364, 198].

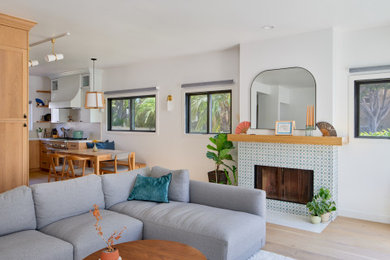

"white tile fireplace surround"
[238, 142, 338, 219]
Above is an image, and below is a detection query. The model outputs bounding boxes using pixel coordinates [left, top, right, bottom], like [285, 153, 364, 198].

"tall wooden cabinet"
[0, 13, 35, 193]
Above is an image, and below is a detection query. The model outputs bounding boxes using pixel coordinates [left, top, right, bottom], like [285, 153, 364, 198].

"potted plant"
[223, 165, 238, 186]
[206, 134, 235, 184]
[317, 188, 336, 222]
[306, 188, 336, 224]
[37, 127, 44, 138]
[91, 204, 126, 260]
[306, 198, 323, 224]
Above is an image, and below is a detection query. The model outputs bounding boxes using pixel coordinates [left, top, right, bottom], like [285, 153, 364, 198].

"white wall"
[29, 76, 51, 137]
[334, 26, 390, 223]
[240, 27, 390, 223]
[240, 29, 334, 135]
[102, 48, 239, 182]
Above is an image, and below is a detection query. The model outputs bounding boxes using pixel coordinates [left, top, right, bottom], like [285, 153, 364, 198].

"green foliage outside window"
[108, 96, 156, 132]
[188, 91, 231, 134]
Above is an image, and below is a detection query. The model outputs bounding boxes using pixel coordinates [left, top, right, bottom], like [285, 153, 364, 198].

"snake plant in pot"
[206, 134, 235, 184]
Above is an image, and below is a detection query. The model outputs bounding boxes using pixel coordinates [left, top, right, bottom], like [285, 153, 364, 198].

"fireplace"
[254, 165, 313, 204]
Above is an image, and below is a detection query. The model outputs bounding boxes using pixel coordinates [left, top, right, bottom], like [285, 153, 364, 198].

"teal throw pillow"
[128, 173, 172, 203]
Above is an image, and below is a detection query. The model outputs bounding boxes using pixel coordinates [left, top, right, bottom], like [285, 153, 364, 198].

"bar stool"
[100, 152, 135, 174]
[48, 153, 67, 182]
[66, 155, 95, 178]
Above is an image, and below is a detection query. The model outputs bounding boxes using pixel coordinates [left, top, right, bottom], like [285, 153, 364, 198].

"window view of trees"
[357, 80, 390, 137]
[108, 96, 156, 132]
[133, 97, 156, 130]
[211, 92, 231, 133]
[110, 99, 130, 130]
[187, 91, 231, 134]
[189, 94, 208, 133]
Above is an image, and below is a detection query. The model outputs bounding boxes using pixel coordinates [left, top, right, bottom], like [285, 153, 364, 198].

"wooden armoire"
[0, 13, 35, 193]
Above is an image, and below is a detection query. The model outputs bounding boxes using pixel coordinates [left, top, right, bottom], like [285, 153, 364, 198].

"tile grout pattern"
[238, 142, 338, 218]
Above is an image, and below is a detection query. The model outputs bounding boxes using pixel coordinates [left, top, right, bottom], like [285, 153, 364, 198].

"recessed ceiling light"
[262, 25, 275, 30]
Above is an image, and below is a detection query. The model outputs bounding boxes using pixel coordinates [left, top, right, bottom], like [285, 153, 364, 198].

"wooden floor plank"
[264, 217, 390, 260]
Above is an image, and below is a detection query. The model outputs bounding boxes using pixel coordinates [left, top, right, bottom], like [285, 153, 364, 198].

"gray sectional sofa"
[0, 166, 266, 260]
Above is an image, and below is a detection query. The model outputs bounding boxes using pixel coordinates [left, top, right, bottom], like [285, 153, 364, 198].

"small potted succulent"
[206, 134, 235, 184]
[91, 204, 126, 260]
[306, 188, 336, 224]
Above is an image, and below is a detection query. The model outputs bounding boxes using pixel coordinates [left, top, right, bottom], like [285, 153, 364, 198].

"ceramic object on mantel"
[235, 121, 251, 134]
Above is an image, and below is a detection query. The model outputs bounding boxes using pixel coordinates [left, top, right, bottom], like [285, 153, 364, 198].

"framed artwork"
[275, 121, 295, 135]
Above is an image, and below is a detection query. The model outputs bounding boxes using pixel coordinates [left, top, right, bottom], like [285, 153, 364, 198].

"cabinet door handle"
[23, 123, 27, 127]
[23, 114, 27, 118]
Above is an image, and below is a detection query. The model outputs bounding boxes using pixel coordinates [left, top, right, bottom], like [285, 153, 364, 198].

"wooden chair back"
[101, 152, 135, 174]
[48, 153, 67, 182]
[66, 155, 90, 178]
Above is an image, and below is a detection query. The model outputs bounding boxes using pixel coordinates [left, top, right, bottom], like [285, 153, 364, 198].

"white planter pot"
[311, 215, 321, 224]
[321, 212, 331, 223]
[37, 132, 44, 138]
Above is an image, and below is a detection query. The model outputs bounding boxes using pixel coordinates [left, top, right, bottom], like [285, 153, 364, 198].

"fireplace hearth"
[254, 165, 313, 204]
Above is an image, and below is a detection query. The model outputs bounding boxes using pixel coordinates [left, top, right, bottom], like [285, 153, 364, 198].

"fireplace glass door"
[255, 165, 313, 204]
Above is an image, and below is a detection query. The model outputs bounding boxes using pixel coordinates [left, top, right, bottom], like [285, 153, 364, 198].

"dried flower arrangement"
[91, 204, 126, 253]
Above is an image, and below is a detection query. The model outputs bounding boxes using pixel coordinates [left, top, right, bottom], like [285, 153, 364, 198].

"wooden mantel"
[227, 134, 347, 146]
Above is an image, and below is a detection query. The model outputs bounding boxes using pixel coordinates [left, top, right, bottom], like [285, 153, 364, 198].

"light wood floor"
[29, 171, 390, 259]
[264, 216, 390, 260]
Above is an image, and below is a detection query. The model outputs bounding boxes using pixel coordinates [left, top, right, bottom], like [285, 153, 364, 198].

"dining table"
[54, 149, 129, 175]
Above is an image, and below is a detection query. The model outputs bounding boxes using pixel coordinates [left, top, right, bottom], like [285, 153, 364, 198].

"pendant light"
[85, 58, 104, 109]
[44, 38, 64, 62]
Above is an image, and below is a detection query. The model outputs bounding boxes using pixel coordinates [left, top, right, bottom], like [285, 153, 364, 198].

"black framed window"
[107, 95, 156, 132]
[355, 78, 390, 139]
[185, 90, 232, 134]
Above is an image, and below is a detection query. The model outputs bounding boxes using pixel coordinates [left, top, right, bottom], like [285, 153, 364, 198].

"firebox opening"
[254, 165, 314, 205]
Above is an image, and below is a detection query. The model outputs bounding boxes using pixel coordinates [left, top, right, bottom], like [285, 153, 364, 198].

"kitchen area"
[29, 69, 103, 179]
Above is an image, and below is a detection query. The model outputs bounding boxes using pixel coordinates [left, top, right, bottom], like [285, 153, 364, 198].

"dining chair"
[48, 153, 67, 182]
[66, 155, 95, 178]
[100, 152, 135, 174]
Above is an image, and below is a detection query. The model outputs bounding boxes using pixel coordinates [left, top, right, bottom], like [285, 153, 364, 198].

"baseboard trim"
[339, 209, 390, 224]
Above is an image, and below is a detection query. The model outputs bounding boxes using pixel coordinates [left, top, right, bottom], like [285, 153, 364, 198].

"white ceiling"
[2, 0, 390, 77]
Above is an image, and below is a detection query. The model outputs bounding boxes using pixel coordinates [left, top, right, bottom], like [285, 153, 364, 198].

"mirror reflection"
[250, 67, 316, 130]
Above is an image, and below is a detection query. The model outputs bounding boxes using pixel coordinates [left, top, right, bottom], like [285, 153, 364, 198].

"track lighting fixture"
[28, 32, 70, 66]
[28, 60, 39, 67]
[44, 38, 64, 62]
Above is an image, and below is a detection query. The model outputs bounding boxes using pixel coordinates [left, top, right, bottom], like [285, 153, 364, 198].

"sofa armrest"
[189, 180, 266, 218]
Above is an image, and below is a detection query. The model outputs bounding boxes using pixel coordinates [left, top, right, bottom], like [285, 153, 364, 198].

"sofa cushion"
[101, 167, 151, 208]
[150, 166, 190, 202]
[0, 230, 73, 260]
[110, 201, 265, 260]
[128, 173, 172, 203]
[31, 174, 105, 229]
[0, 186, 36, 236]
[40, 209, 143, 260]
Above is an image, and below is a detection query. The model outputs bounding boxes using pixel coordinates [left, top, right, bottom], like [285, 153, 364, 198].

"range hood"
[49, 74, 83, 109]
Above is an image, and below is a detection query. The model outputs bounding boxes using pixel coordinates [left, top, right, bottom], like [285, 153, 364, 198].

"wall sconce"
[167, 95, 174, 111]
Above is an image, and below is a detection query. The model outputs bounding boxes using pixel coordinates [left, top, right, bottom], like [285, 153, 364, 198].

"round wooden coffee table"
[84, 240, 207, 260]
